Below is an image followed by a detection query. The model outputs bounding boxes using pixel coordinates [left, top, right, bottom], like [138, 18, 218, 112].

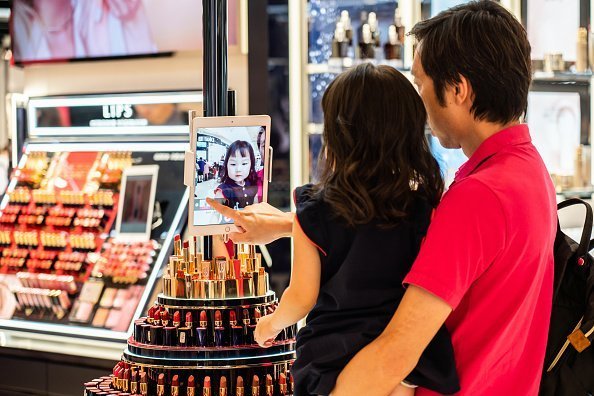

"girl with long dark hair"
[254, 63, 459, 395]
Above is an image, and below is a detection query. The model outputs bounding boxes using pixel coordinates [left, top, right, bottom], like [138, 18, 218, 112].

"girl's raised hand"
[205, 198, 294, 244]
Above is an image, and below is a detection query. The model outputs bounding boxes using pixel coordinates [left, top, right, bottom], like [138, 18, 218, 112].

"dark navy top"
[216, 180, 258, 209]
[291, 184, 459, 396]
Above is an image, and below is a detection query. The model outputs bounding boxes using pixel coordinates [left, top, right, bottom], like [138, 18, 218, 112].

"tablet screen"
[193, 126, 267, 226]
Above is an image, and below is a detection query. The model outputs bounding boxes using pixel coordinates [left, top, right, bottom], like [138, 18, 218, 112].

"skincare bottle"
[340, 10, 353, 46]
[577, 27, 588, 73]
[331, 22, 350, 59]
[384, 25, 403, 66]
[359, 24, 375, 59]
[393, 8, 405, 44]
[368, 12, 381, 47]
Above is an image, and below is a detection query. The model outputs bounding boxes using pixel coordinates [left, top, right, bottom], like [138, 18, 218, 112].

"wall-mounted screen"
[11, 0, 238, 65]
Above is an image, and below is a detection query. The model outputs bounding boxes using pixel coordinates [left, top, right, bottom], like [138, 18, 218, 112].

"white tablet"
[185, 115, 272, 236]
[115, 165, 159, 242]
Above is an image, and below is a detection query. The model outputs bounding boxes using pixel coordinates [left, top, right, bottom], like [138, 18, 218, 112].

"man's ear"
[452, 75, 471, 106]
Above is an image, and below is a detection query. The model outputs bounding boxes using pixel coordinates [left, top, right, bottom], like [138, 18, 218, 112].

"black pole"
[203, 0, 228, 117]
[202, 0, 229, 252]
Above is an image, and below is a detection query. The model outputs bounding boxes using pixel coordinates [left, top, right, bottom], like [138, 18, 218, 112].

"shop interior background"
[0, 0, 592, 394]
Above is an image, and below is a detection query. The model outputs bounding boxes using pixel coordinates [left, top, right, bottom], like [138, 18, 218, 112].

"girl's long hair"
[315, 63, 444, 226]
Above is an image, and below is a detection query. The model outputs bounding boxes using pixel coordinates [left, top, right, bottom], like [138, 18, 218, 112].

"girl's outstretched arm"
[254, 219, 321, 346]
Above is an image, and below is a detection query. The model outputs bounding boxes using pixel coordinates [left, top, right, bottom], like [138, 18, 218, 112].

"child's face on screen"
[227, 150, 251, 183]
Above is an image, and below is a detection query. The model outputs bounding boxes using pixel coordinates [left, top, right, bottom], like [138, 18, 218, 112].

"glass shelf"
[306, 60, 410, 75]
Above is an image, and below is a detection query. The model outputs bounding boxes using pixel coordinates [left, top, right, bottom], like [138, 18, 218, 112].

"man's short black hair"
[410, 0, 531, 124]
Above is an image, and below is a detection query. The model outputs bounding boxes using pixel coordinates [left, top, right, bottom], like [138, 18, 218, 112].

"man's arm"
[332, 285, 452, 395]
[206, 198, 294, 244]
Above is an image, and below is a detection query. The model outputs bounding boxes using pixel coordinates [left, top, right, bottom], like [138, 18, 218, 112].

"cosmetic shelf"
[532, 71, 593, 82]
[306, 60, 410, 75]
[314, 0, 399, 7]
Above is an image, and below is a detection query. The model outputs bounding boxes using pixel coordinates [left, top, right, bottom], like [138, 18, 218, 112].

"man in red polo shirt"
[206, 2, 556, 394]
[331, 2, 556, 395]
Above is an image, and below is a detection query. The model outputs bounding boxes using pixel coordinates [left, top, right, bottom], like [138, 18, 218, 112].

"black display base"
[123, 343, 295, 367]
[157, 292, 276, 309]
[126, 338, 296, 362]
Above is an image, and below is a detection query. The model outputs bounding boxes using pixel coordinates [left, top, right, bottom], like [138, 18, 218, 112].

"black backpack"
[540, 198, 594, 396]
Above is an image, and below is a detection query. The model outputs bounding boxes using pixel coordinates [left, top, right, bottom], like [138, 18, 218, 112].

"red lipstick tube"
[171, 374, 180, 396]
[196, 310, 208, 347]
[219, 376, 228, 396]
[187, 375, 196, 396]
[214, 310, 224, 347]
[203, 376, 211, 396]
[156, 373, 165, 396]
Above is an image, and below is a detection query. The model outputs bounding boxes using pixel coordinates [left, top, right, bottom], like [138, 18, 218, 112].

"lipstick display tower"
[83, 1, 296, 395]
[84, 235, 296, 395]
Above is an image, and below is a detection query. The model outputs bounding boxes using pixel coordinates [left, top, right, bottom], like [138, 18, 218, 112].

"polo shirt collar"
[455, 123, 531, 181]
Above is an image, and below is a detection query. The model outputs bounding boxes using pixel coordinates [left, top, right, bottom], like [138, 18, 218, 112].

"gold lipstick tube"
[242, 276, 255, 297]
[192, 278, 201, 298]
[201, 261, 211, 280]
[195, 280, 211, 299]
[224, 279, 239, 298]
[194, 253, 203, 274]
[185, 273, 193, 298]
[257, 268, 269, 296]
[215, 256, 227, 280]
[174, 238, 182, 257]
[163, 270, 172, 296]
[227, 258, 236, 279]
[140, 381, 148, 396]
[212, 280, 224, 299]
[256, 253, 262, 270]
[246, 258, 257, 273]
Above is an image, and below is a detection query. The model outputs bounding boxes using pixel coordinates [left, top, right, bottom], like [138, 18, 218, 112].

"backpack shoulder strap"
[558, 198, 593, 261]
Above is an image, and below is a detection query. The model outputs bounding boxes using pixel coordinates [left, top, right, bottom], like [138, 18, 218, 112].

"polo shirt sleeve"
[404, 178, 506, 309]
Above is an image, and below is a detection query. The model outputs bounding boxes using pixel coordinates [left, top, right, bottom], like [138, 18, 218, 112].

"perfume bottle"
[384, 25, 403, 66]
[393, 8, 405, 44]
[368, 12, 381, 47]
[357, 10, 368, 44]
[359, 24, 375, 59]
[577, 27, 588, 73]
[331, 22, 350, 59]
[340, 10, 353, 46]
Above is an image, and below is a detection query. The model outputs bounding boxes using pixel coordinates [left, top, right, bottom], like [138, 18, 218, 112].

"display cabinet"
[288, 0, 523, 191]
[0, 91, 198, 360]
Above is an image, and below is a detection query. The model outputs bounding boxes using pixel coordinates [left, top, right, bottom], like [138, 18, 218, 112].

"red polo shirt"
[404, 124, 556, 395]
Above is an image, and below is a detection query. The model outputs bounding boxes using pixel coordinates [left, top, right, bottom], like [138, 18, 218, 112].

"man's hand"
[205, 198, 294, 244]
